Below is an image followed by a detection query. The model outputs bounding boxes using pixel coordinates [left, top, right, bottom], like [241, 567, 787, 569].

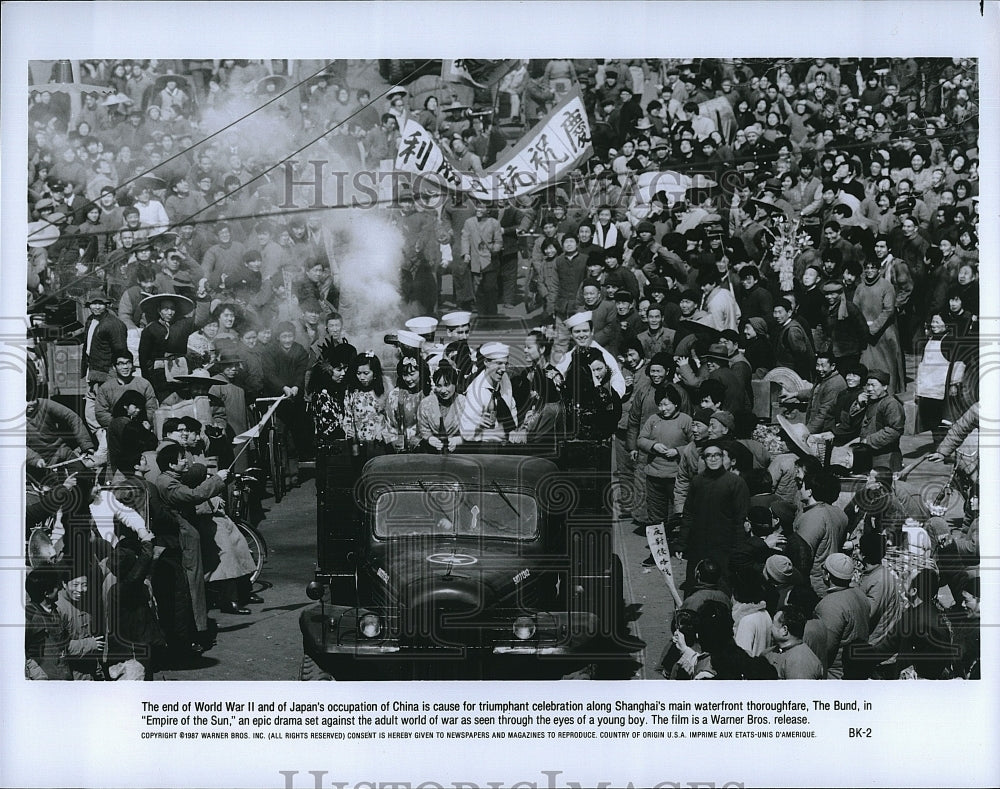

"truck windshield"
[373, 487, 538, 541]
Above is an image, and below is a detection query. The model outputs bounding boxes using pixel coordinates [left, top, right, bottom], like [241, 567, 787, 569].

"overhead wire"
[30, 59, 364, 242]
[31, 60, 439, 301]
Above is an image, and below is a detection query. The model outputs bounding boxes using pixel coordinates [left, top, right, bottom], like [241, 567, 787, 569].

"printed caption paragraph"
[138, 698, 877, 741]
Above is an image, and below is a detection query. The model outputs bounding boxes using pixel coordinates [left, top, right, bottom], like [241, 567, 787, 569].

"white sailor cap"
[564, 311, 593, 329]
[405, 316, 439, 334]
[396, 330, 425, 350]
[479, 342, 510, 361]
[440, 311, 472, 329]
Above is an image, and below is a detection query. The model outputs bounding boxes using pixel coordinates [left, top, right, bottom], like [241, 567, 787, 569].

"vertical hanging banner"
[394, 87, 593, 201]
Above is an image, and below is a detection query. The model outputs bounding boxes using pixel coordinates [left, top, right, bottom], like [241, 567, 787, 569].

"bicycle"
[225, 470, 268, 585]
[251, 398, 288, 504]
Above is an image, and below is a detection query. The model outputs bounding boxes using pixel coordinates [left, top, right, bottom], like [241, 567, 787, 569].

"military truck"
[299, 439, 639, 680]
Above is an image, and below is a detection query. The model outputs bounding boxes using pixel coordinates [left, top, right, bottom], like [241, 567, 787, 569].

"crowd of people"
[24, 57, 980, 680]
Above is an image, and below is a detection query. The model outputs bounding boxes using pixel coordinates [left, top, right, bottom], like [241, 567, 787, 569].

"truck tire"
[299, 653, 333, 681]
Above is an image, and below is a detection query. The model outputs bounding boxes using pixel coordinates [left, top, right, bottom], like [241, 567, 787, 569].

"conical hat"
[776, 413, 816, 459]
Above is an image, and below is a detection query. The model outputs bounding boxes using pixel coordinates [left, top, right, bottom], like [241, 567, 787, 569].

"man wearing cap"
[818, 279, 869, 367]
[459, 342, 518, 443]
[556, 311, 627, 397]
[440, 311, 475, 388]
[81, 289, 128, 430]
[137, 293, 201, 401]
[854, 368, 905, 470]
[404, 316, 446, 376]
[612, 288, 643, 341]
[814, 552, 871, 679]
[578, 278, 621, 356]
[794, 470, 848, 598]
[683, 341, 751, 414]
[676, 439, 751, 588]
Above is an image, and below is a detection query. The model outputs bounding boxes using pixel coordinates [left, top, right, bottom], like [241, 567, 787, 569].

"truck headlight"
[359, 613, 382, 639]
[512, 616, 536, 640]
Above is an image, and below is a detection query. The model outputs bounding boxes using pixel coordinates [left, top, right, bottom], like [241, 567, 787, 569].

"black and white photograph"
[2, 2, 998, 788]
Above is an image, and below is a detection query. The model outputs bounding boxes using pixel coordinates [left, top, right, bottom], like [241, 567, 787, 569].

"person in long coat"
[677, 439, 751, 588]
[853, 260, 905, 394]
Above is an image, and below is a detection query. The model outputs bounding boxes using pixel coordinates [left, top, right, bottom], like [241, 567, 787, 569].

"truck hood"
[367, 541, 551, 645]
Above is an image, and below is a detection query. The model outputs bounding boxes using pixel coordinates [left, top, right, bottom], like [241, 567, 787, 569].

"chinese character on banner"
[494, 164, 522, 197]
[436, 159, 463, 189]
[560, 107, 590, 153]
[526, 132, 569, 175]
[398, 131, 431, 171]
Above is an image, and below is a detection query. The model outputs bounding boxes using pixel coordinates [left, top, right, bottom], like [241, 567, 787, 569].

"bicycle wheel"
[235, 520, 267, 584]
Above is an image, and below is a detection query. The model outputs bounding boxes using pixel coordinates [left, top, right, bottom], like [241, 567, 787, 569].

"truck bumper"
[299, 605, 600, 657]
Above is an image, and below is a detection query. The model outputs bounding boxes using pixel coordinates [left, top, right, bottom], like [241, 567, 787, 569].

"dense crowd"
[24, 57, 980, 680]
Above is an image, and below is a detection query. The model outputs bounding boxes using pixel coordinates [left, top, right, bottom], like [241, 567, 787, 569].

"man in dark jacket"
[81, 289, 128, 430]
[856, 368, 906, 471]
[785, 351, 847, 434]
[677, 439, 751, 589]
[818, 280, 869, 368]
[772, 298, 815, 381]
[261, 321, 312, 475]
[737, 266, 774, 321]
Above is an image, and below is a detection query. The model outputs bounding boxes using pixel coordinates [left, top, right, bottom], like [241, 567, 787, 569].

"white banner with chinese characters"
[645, 522, 683, 607]
[393, 88, 592, 201]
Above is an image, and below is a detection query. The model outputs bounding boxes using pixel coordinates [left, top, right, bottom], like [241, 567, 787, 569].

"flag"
[645, 523, 683, 607]
[234, 395, 285, 444]
[394, 87, 593, 202]
[441, 59, 485, 89]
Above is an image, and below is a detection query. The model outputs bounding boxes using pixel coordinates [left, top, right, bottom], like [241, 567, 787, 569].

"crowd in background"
[24, 57, 980, 680]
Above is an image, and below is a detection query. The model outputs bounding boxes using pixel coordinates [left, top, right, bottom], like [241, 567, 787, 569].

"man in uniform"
[555, 311, 627, 397]
[440, 311, 475, 389]
[460, 342, 518, 443]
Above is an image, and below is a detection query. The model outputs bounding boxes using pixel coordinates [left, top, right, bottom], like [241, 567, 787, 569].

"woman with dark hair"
[386, 355, 430, 452]
[955, 227, 978, 268]
[637, 384, 693, 526]
[946, 280, 978, 338]
[831, 361, 868, 439]
[914, 313, 967, 445]
[345, 351, 391, 456]
[185, 313, 219, 371]
[212, 302, 242, 344]
[309, 340, 356, 495]
[417, 361, 467, 452]
[417, 94, 441, 134]
[951, 174, 973, 208]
